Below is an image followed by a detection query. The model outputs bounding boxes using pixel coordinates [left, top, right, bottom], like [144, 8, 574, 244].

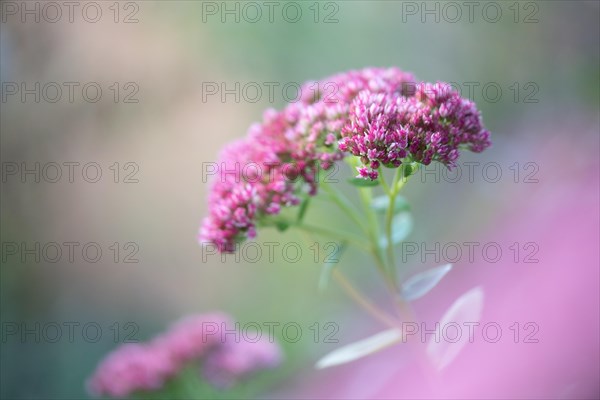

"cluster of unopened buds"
[87, 313, 281, 398]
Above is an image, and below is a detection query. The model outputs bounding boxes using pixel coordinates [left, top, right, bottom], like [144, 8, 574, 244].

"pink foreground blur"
[277, 133, 599, 399]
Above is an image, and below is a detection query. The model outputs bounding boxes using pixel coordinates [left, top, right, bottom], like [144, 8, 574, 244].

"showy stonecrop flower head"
[87, 313, 281, 398]
[199, 68, 490, 252]
[340, 82, 491, 180]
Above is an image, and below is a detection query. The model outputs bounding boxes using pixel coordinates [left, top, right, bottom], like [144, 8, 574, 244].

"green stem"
[294, 223, 370, 252]
[264, 218, 370, 252]
[332, 269, 399, 328]
[316, 162, 433, 375]
[355, 185, 401, 298]
[385, 167, 403, 283]
[378, 169, 392, 197]
[382, 164, 425, 323]
[300, 159, 417, 322]
[344, 155, 399, 298]
[296, 230, 399, 329]
[321, 180, 370, 235]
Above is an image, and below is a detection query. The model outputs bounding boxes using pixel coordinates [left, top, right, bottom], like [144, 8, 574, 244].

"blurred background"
[1, 1, 598, 399]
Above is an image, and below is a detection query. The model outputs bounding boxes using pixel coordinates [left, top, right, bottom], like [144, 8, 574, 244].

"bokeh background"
[1, 1, 598, 399]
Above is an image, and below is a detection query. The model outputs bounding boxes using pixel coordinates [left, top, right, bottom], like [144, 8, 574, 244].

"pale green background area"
[1, 1, 598, 398]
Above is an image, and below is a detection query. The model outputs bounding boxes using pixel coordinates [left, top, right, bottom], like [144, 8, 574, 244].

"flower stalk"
[332, 269, 399, 329]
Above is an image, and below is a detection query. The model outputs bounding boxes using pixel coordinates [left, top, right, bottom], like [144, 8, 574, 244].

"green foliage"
[371, 195, 410, 214]
[347, 177, 380, 187]
[296, 197, 310, 224]
[318, 241, 347, 292]
[380, 212, 413, 248]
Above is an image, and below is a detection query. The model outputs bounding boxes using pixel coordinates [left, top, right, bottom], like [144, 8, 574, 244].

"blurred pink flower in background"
[88, 312, 282, 398]
[203, 334, 283, 389]
[87, 343, 178, 398]
[155, 312, 233, 364]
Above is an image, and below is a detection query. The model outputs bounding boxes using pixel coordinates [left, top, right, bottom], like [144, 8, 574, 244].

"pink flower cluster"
[199, 67, 490, 252]
[199, 67, 416, 252]
[87, 313, 282, 398]
[339, 82, 491, 179]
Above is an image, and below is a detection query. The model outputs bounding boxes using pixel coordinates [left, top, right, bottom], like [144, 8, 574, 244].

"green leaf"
[402, 162, 419, 177]
[275, 220, 291, 232]
[315, 328, 404, 369]
[401, 264, 453, 301]
[347, 177, 380, 187]
[318, 242, 347, 292]
[427, 287, 484, 370]
[297, 197, 310, 223]
[380, 212, 413, 248]
[371, 195, 411, 214]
